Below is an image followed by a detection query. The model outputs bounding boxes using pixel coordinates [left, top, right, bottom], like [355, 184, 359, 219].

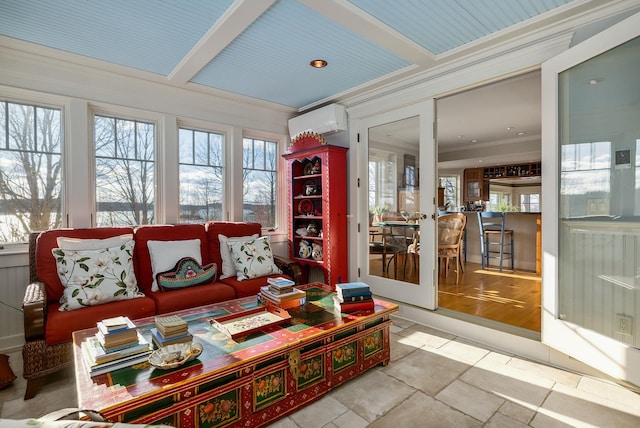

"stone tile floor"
[2, 316, 639, 427]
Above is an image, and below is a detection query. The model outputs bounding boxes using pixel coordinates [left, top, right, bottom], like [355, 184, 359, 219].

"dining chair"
[369, 226, 402, 277]
[437, 213, 467, 284]
[407, 230, 420, 272]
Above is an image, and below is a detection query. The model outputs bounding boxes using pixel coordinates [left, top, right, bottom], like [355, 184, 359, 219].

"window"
[439, 176, 458, 210]
[242, 137, 278, 228]
[179, 128, 224, 223]
[0, 101, 62, 243]
[488, 191, 513, 211]
[520, 193, 540, 212]
[369, 151, 397, 211]
[94, 115, 155, 226]
[561, 141, 611, 217]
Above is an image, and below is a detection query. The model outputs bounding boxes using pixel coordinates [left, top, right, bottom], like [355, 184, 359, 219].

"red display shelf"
[283, 133, 348, 286]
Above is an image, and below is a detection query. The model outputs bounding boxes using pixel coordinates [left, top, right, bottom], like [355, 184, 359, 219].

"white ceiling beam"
[168, 0, 276, 84]
[297, 0, 436, 67]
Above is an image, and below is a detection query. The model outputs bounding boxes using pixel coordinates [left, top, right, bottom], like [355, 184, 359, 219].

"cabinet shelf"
[482, 162, 542, 179]
[293, 195, 322, 200]
[294, 174, 321, 180]
[284, 134, 348, 286]
[294, 235, 323, 241]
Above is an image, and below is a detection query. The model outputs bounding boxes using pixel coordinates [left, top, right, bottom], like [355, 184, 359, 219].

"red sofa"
[21, 221, 300, 399]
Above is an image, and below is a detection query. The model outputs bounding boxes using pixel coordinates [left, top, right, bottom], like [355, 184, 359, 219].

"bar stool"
[477, 212, 514, 271]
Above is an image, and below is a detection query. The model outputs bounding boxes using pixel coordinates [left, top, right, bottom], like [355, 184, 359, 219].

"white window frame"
[242, 129, 288, 235]
[177, 119, 231, 224]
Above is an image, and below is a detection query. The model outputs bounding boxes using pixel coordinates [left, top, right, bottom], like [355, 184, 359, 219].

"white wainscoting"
[561, 220, 639, 347]
[0, 251, 29, 351]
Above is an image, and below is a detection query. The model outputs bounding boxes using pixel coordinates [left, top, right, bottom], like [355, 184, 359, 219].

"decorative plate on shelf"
[298, 199, 314, 215]
[303, 162, 314, 175]
[148, 342, 203, 370]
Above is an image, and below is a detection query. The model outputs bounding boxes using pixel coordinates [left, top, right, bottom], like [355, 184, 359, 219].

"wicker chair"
[437, 213, 467, 284]
[22, 232, 74, 400]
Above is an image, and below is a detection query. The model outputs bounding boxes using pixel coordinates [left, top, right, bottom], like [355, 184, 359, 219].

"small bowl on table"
[148, 342, 203, 370]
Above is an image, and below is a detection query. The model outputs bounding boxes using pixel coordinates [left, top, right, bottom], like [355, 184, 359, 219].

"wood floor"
[369, 254, 542, 332]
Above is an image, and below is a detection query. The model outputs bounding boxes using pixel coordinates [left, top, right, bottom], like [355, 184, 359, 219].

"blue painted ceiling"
[0, 0, 626, 110]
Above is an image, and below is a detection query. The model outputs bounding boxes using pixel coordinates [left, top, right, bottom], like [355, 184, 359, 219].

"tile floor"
[1, 316, 639, 427]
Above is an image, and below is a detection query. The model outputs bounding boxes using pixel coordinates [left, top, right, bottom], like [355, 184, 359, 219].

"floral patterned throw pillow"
[52, 240, 143, 311]
[227, 236, 282, 281]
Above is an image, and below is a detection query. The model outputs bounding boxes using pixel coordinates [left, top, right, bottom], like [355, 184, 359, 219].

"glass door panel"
[542, 12, 640, 386]
[359, 101, 436, 309]
[558, 36, 640, 345]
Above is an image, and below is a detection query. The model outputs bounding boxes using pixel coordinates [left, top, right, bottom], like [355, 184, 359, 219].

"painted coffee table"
[72, 283, 398, 427]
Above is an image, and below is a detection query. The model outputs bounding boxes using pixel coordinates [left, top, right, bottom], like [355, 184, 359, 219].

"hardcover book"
[96, 330, 139, 351]
[336, 282, 371, 298]
[84, 332, 150, 364]
[333, 295, 375, 313]
[150, 328, 193, 347]
[97, 319, 137, 337]
[82, 343, 152, 377]
[336, 294, 373, 303]
[267, 277, 295, 287]
[260, 286, 306, 303]
[100, 316, 134, 332]
[155, 315, 188, 337]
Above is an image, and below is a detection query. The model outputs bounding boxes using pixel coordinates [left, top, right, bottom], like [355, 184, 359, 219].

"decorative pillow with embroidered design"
[156, 257, 217, 291]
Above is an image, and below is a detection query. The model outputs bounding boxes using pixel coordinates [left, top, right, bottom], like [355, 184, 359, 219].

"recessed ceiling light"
[517, 132, 526, 136]
[588, 78, 603, 85]
[471, 139, 478, 143]
[506, 126, 514, 130]
[310, 59, 328, 68]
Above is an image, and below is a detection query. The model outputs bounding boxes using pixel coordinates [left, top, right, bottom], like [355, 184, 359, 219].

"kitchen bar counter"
[461, 212, 541, 273]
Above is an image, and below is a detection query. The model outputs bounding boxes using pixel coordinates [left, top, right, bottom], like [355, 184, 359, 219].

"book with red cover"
[333, 295, 375, 313]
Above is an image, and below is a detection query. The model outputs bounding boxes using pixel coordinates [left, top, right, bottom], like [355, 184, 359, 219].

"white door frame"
[541, 11, 640, 387]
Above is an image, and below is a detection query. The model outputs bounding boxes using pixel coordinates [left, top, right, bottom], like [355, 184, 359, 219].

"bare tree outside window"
[94, 115, 155, 226]
[439, 176, 458, 210]
[243, 138, 277, 228]
[0, 101, 62, 243]
[179, 128, 224, 222]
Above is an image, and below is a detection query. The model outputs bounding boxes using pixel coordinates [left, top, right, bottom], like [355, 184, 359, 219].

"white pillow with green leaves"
[227, 236, 282, 281]
[52, 240, 143, 311]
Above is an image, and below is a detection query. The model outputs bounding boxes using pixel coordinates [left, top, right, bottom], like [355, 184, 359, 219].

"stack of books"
[82, 316, 151, 377]
[259, 278, 305, 309]
[151, 315, 192, 348]
[334, 282, 375, 313]
[96, 316, 139, 352]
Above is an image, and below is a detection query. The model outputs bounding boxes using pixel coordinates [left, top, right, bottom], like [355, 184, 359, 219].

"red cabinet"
[283, 133, 348, 286]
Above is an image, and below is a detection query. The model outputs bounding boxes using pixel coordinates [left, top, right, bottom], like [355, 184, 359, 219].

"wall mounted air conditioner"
[288, 103, 347, 139]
